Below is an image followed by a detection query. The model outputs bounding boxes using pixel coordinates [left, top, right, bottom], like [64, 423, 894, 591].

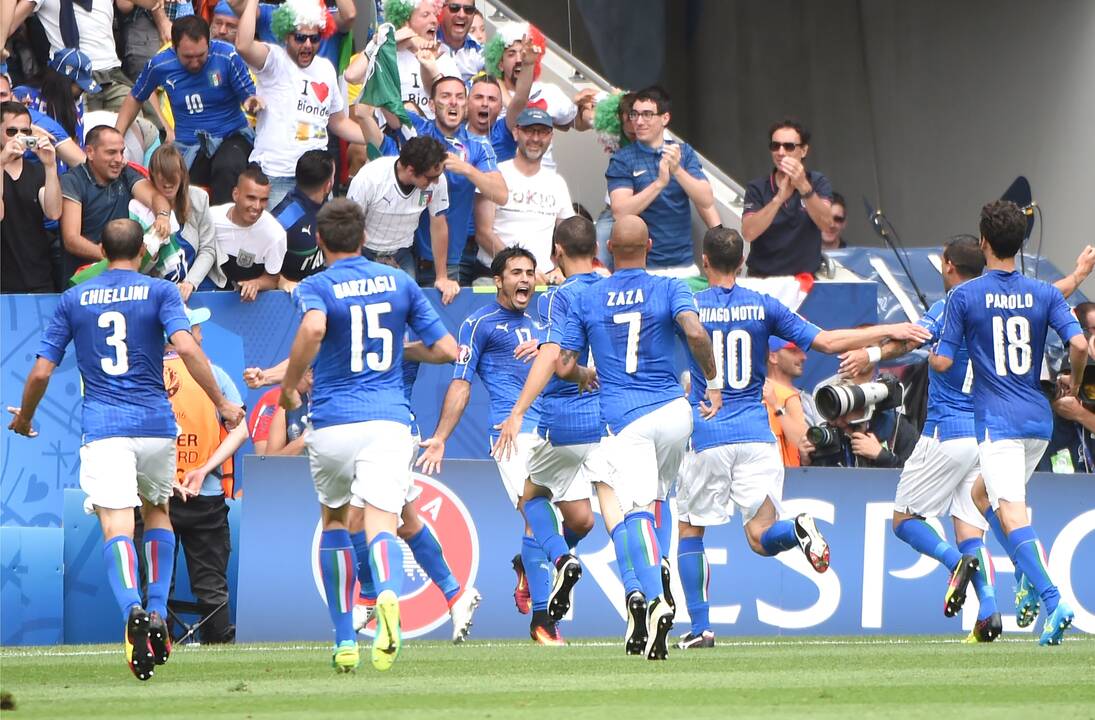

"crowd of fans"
[2, 0, 1090, 473]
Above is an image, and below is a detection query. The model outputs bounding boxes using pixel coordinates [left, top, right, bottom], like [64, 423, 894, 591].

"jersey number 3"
[98, 311, 129, 376]
[349, 302, 393, 372]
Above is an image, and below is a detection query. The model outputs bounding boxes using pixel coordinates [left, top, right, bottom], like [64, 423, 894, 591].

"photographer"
[800, 371, 917, 469]
[1040, 305, 1095, 473]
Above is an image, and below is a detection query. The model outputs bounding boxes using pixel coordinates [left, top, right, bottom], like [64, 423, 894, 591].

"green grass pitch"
[3, 636, 1094, 719]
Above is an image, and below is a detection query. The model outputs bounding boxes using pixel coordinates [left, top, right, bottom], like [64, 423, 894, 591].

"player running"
[931, 200, 1088, 646]
[839, 237, 1094, 642]
[278, 198, 458, 672]
[417, 246, 595, 645]
[7, 219, 244, 681]
[674, 227, 933, 649]
[556, 215, 720, 660]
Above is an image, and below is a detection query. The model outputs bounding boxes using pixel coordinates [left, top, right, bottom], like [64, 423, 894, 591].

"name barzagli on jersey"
[331, 275, 397, 299]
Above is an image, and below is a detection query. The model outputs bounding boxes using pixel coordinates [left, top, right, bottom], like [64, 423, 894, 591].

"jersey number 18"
[992, 316, 1032, 376]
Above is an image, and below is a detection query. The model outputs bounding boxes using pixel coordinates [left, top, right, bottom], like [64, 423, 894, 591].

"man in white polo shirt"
[211, 165, 287, 301]
[235, 0, 366, 207]
[475, 108, 573, 284]
[346, 136, 458, 303]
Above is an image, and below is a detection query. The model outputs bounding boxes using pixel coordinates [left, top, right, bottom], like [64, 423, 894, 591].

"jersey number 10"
[349, 302, 393, 372]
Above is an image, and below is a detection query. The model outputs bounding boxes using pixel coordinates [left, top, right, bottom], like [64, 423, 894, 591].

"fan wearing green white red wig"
[384, 0, 443, 38]
[271, 0, 336, 40]
[483, 23, 545, 84]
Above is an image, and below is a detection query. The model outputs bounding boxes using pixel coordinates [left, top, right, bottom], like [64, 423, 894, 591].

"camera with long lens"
[805, 423, 844, 458]
[815, 374, 904, 422]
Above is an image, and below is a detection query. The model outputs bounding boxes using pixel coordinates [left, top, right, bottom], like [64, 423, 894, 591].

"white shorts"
[527, 438, 603, 502]
[677, 442, 784, 526]
[350, 432, 422, 509]
[602, 397, 692, 511]
[494, 432, 545, 508]
[79, 436, 176, 511]
[306, 421, 413, 513]
[894, 434, 986, 529]
[979, 435, 1049, 508]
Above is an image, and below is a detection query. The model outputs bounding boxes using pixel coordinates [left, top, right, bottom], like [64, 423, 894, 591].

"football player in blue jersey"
[557, 215, 721, 660]
[674, 227, 932, 649]
[931, 200, 1088, 646]
[116, 15, 263, 204]
[278, 198, 458, 672]
[8, 219, 244, 681]
[838, 236, 1093, 642]
[491, 218, 629, 631]
[417, 246, 594, 645]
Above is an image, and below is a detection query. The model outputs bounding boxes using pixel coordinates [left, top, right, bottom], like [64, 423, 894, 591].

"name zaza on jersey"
[606, 288, 645, 306]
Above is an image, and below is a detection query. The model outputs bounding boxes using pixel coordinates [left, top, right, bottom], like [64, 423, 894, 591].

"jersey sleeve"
[453, 314, 485, 381]
[918, 299, 946, 344]
[158, 282, 191, 338]
[406, 280, 448, 347]
[60, 169, 84, 204]
[604, 149, 633, 194]
[257, 42, 286, 80]
[1048, 287, 1083, 343]
[767, 295, 822, 350]
[36, 293, 73, 365]
[935, 287, 967, 360]
[295, 277, 328, 315]
[429, 174, 449, 216]
[559, 292, 589, 353]
[680, 143, 706, 181]
[228, 49, 256, 99]
[541, 287, 571, 346]
[261, 222, 287, 275]
[667, 278, 697, 319]
[130, 54, 163, 102]
[811, 172, 833, 202]
[471, 137, 497, 172]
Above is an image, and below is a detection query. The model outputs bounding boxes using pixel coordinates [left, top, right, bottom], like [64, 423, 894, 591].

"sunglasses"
[627, 110, 661, 121]
[4, 126, 32, 137]
[294, 33, 321, 45]
[832, 215, 846, 223]
[447, 3, 475, 13]
[769, 141, 803, 152]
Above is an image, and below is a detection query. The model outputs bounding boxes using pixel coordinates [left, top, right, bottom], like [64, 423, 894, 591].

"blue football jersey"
[453, 301, 543, 443]
[538, 272, 603, 446]
[131, 40, 254, 145]
[295, 256, 448, 429]
[37, 270, 190, 443]
[687, 285, 821, 451]
[937, 269, 1082, 441]
[561, 268, 693, 433]
[918, 297, 975, 440]
[402, 329, 421, 437]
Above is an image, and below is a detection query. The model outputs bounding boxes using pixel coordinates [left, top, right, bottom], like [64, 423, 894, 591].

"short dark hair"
[0, 100, 29, 122]
[1074, 302, 1095, 326]
[491, 245, 536, 277]
[237, 163, 270, 187]
[768, 117, 810, 145]
[85, 124, 123, 147]
[100, 218, 145, 261]
[316, 198, 365, 253]
[572, 203, 592, 222]
[831, 192, 846, 209]
[979, 200, 1026, 259]
[295, 150, 334, 192]
[703, 226, 745, 272]
[470, 73, 500, 91]
[553, 217, 596, 259]
[398, 136, 447, 176]
[430, 75, 465, 99]
[172, 15, 210, 47]
[632, 85, 670, 114]
[943, 234, 985, 280]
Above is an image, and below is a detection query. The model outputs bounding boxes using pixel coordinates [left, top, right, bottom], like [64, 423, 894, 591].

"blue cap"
[515, 107, 553, 128]
[213, 0, 237, 17]
[48, 48, 100, 95]
[768, 337, 797, 353]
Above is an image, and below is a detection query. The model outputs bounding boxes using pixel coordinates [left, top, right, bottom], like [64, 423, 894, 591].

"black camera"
[806, 423, 844, 458]
[815, 374, 904, 422]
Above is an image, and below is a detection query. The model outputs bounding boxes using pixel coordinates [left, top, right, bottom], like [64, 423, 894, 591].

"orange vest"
[766, 381, 802, 468]
[163, 356, 237, 497]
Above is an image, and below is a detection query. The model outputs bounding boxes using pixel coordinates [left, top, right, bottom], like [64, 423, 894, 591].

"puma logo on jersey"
[495, 323, 510, 332]
[165, 78, 177, 90]
[606, 288, 645, 306]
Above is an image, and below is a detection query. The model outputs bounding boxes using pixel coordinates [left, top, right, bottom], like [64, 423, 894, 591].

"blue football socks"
[677, 536, 710, 635]
[368, 532, 405, 598]
[760, 519, 800, 556]
[319, 529, 357, 643]
[610, 523, 642, 595]
[521, 535, 552, 612]
[351, 530, 376, 602]
[103, 535, 143, 620]
[624, 511, 663, 600]
[524, 496, 569, 563]
[406, 525, 460, 603]
[958, 537, 997, 620]
[1008, 525, 1059, 613]
[893, 518, 962, 570]
[141, 528, 175, 618]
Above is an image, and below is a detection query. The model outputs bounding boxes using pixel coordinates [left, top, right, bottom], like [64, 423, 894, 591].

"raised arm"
[235, 0, 271, 70]
[1053, 245, 1095, 299]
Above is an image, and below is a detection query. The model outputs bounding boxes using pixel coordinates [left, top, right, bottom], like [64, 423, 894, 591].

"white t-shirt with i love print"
[250, 45, 345, 178]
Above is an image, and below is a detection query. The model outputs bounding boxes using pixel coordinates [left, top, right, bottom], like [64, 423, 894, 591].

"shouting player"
[557, 215, 720, 660]
[675, 227, 932, 648]
[931, 200, 1088, 646]
[7, 219, 244, 681]
[279, 198, 457, 672]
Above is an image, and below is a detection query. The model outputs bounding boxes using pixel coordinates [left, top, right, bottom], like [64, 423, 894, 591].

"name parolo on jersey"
[984, 292, 1034, 309]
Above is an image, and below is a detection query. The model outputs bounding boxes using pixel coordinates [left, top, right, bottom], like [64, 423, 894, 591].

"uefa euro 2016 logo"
[310, 474, 480, 638]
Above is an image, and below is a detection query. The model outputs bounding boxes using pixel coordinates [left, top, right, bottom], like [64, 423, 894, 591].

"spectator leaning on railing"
[742, 118, 834, 278]
[210, 164, 286, 301]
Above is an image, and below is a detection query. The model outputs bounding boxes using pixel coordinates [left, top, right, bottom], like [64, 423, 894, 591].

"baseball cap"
[48, 49, 100, 95]
[213, 0, 237, 16]
[185, 306, 212, 327]
[768, 337, 797, 353]
[515, 107, 552, 128]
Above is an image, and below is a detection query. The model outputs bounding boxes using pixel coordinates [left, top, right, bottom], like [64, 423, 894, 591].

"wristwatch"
[156, 210, 170, 217]
[800, 187, 815, 200]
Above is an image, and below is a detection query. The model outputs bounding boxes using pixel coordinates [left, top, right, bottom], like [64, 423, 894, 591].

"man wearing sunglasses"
[437, 2, 485, 82]
[821, 191, 848, 252]
[0, 101, 61, 293]
[235, 0, 368, 207]
[742, 118, 834, 277]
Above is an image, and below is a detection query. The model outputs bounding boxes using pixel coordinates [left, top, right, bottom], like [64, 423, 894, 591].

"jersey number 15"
[349, 302, 393, 372]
